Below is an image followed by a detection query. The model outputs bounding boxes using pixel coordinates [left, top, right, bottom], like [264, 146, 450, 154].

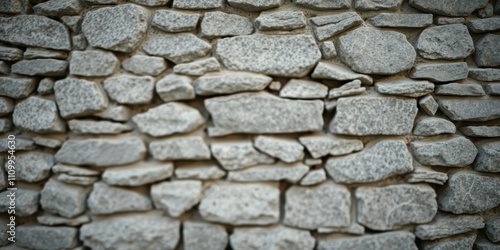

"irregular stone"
[152, 10, 199, 32]
[156, 74, 195, 102]
[318, 222, 365, 235]
[33, 0, 82, 16]
[172, 0, 222, 9]
[151, 180, 202, 217]
[103, 161, 174, 186]
[13, 151, 54, 182]
[215, 35, 321, 77]
[133, 103, 203, 137]
[206, 92, 324, 136]
[0, 119, 12, 133]
[103, 75, 154, 104]
[369, 13, 432, 28]
[17, 226, 77, 250]
[330, 96, 417, 136]
[0, 77, 36, 99]
[37, 78, 54, 95]
[375, 79, 434, 97]
[0, 189, 39, 216]
[409, 0, 488, 16]
[0, 61, 8, 75]
[228, 0, 284, 11]
[284, 182, 350, 229]
[435, 17, 465, 25]
[149, 136, 210, 161]
[473, 141, 500, 173]
[201, 11, 253, 37]
[320, 41, 337, 59]
[485, 217, 500, 242]
[356, 184, 437, 230]
[0, 137, 35, 152]
[413, 117, 456, 136]
[328, 80, 365, 98]
[461, 126, 500, 138]
[311, 12, 363, 41]
[199, 183, 279, 225]
[129, 0, 169, 6]
[84, 0, 120, 3]
[438, 171, 500, 214]
[300, 169, 327, 186]
[469, 68, 500, 81]
[435, 82, 485, 96]
[69, 50, 118, 77]
[299, 134, 363, 158]
[255, 11, 305, 31]
[11, 59, 67, 76]
[24, 48, 67, 59]
[121, 55, 166, 76]
[411, 136, 477, 167]
[0, 45, 22, 61]
[466, 17, 500, 33]
[211, 141, 274, 170]
[60, 15, 81, 33]
[175, 164, 226, 180]
[280, 79, 327, 99]
[72, 34, 87, 50]
[415, 213, 485, 240]
[0, 15, 71, 50]
[88, 182, 152, 214]
[40, 178, 89, 218]
[80, 214, 180, 250]
[474, 34, 500, 67]
[421, 232, 477, 250]
[38, 213, 90, 226]
[354, 0, 403, 10]
[294, 0, 350, 9]
[254, 136, 304, 163]
[143, 32, 211, 64]
[406, 165, 448, 185]
[58, 174, 98, 185]
[485, 83, 500, 95]
[54, 77, 108, 118]
[311, 62, 372, 85]
[184, 221, 228, 250]
[227, 162, 309, 183]
[194, 71, 272, 95]
[475, 236, 500, 249]
[94, 105, 131, 122]
[13, 96, 65, 133]
[437, 97, 500, 121]
[0, 97, 13, 116]
[82, 4, 149, 52]
[337, 27, 416, 74]
[68, 119, 131, 134]
[410, 62, 468, 82]
[173, 57, 220, 76]
[56, 137, 146, 166]
[317, 231, 417, 250]
[52, 163, 100, 176]
[231, 226, 315, 250]
[478, 3, 494, 17]
[417, 24, 474, 60]
[0, 0, 25, 15]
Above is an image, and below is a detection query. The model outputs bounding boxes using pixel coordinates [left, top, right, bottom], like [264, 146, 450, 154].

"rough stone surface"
[13, 96, 65, 133]
[421, 232, 477, 250]
[58, 174, 98, 186]
[228, 0, 284, 11]
[254, 136, 304, 163]
[173, 57, 220, 76]
[103, 75, 155, 104]
[320, 41, 336, 59]
[149, 136, 211, 161]
[143, 32, 211, 63]
[410, 62, 469, 82]
[311, 62, 372, 85]
[0, 45, 22, 61]
[437, 97, 500, 121]
[409, 0, 488, 16]
[328, 80, 366, 98]
[184, 221, 228, 250]
[94, 105, 131, 122]
[52, 163, 100, 176]
[413, 117, 456, 136]
[156, 74, 195, 102]
[410, 136, 477, 167]
[483, 83, 499, 95]
[69, 50, 118, 77]
[474, 34, 500, 67]
[175, 164, 226, 180]
[435, 83, 486, 96]
[34, 0, 82, 16]
[280, 79, 328, 99]
[255, 11, 305, 31]
[11, 59, 68, 76]
[194, 72, 272, 95]
[211, 141, 274, 170]
[0, 77, 36, 99]
[369, 13, 432, 28]
[23, 47, 67, 59]
[151, 180, 203, 217]
[415, 213, 485, 240]
[40, 178, 89, 218]
[201, 11, 253, 37]
[173, 0, 222, 9]
[37, 78, 55, 95]
[54, 77, 108, 118]
[469, 68, 500, 81]
[68, 119, 132, 134]
[406, 165, 448, 185]
[227, 162, 309, 183]
[230, 226, 315, 250]
[0, 97, 13, 116]
[466, 17, 500, 33]
[299, 134, 363, 158]
[88, 182, 152, 214]
[375, 79, 434, 97]
[317, 232, 417, 250]
[416, 24, 474, 60]
[354, 0, 402, 10]
[294, 0, 350, 10]
[300, 168, 327, 186]
[37, 214, 90, 226]
[461, 126, 500, 138]
[0, 189, 39, 217]
[485, 217, 500, 242]
[17, 226, 78, 250]
[311, 12, 363, 41]
[473, 141, 500, 173]
[122, 55, 166, 76]
[102, 161, 174, 186]
[152, 10, 199, 32]
[13, 151, 54, 182]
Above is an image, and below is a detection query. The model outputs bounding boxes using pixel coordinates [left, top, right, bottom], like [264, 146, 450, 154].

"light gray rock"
[152, 10, 200, 32]
[354, 0, 403, 10]
[311, 62, 373, 85]
[413, 117, 456, 136]
[68, 119, 131, 134]
[231, 226, 315, 250]
[149, 136, 211, 161]
[13, 151, 54, 182]
[201, 11, 253, 37]
[194, 71, 272, 96]
[406, 165, 448, 185]
[435, 82, 485, 96]
[33, 0, 82, 16]
[175, 164, 226, 180]
[40, 178, 89, 218]
[211, 141, 274, 170]
[474, 34, 500, 67]
[142, 32, 211, 64]
[58, 174, 98, 185]
[23, 47, 67, 60]
[421, 232, 477, 250]
[173, 57, 220, 76]
[300, 169, 327, 186]
[80, 214, 180, 250]
[52, 163, 100, 176]
[319, 223, 365, 235]
[473, 141, 500, 172]
[469, 68, 500, 81]
[0, 45, 22, 61]
[485, 83, 500, 95]
[94, 105, 131, 122]
[269, 81, 282, 91]
[88, 182, 152, 215]
[294, 0, 350, 9]
[416, 24, 474, 60]
[69, 50, 118, 77]
[227, 162, 309, 183]
[103, 75, 155, 104]
[32, 135, 64, 148]
[320, 41, 336, 59]
[356, 184, 437, 230]
[466, 17, 500, 33]
[255, 11, 305, 31]
[311, 12, 363, 41]
[129, 0, 169, 6]
[60, 15, 81, 33]
[37, 213, 90, 226]
[254, 136, 304, 163]
[326, 140, 412, 184]
[461, 126, 500, 138]
[228, 0, 284, 11]
[55, 137, 146, 166]
[485, 217, 500, 242]
[0, 189, 39, 217]
[37, 78, 54, 95]
[284, 182, 350, 229]
[82, 4, 149, 52]
[156, 74, 195, 102]
[375, 79, 434, 97]
[184, 221, 228, 250]
[415, 213, 485, 240]
[0, 77, 36, 99]
[199, 183, 279, 225]
[173, 0, 222, 9]
[337, 27, 416, 74]
[330, 96, 417, 135]
[299, 134, 363, 158]
[133, 103, 204, 137]
[369, 13, 432, 28]
[13, 96, 65, 133]
[438, 171, 500, 214]
[17, 226, 78, 250]
[410, 136, 477, 167]
[54, 77, 108, 118]
[0, 137, 35, 152]
[122, 55, 166, 76]
[410, 62, 468, 82]
[11, 59, 67, 76]
[317, 231, 417, 250]
[328, 80, 365, 98]
[409, 0, 487, 16]
[280, 79, 327, 99]
[151, 180, 202, 217]
[0, 15, 71, 50]
[435, 17, 465, 25]
[205, 92, 324, 136]
[103, 161, 174, 186]
[437, 97, 500, 121]
[0, 97, 13, 116]
[215, 35, 321, 77]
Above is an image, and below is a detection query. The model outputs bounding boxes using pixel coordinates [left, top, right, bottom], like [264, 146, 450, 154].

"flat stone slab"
[230, 226, 315, 250]
[279, 79, 328, 99]
[413, 117, 456, 136]
[0, 77, 36, 99]
[201, 11, 253, 37]
[415, 213, 485, 240]
[54, 77, 108, 118]
[473, 141, 500, 173]
[17, 226, 78, 250]
[151, 180, 202, 217]
[142, 32, 211, 64]
[228, 0, 285, 11]
[172, 0, 222, 9]
[11, 59, 68, 76]
[149, 136, 211, 161]
[474, 34, 500, 67]
[460, 126, 500, 137]
[255, 11, 306, 31]
[152, 10, 200, 32]
[294, 0, 350, 10]
[466, 17, 500, 33]
[254, 136, 304, 163]
[435, 83, 485, 96]
[40, 178, 89, 218]
[227, 162, 309, 183]
[103, 75, 155, 104]
[437, 97, 500, 121]
[33, 0, 82, 16]
[354, 0, 403, 10]
[194, 71, 272, 96]
[175, 164, 226, 180]
[410, 62, 468, 82]
[410, 136, 477, 167]
[102, 161, 174, 186]
[211, 141, 274, 170]
[469, 68, 500, 81]
[311, 12, 363, 41]
[87, 182, 152, 215]
[409, 0, 488, 16]
[122, 55, 167, 76]
[299, 134, 363, 158]
[13, 96, 65, 133]
[375, 79, 434, 97]
[421, 232, 477, 250]
[317, 231, 417, 250]
[173, 57, 220, 76]
[156, 74, 195, 102]
[416, 24, 474, 60]
[406, 165, 448, 185]
[68, 119, 132, 134]
[311, 62, 373, 85]
[69, 50, 118, 77]
[368, 13, 432, 28]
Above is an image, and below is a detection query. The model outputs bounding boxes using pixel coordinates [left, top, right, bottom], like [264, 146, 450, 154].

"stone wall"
[0, 0, 499, 249]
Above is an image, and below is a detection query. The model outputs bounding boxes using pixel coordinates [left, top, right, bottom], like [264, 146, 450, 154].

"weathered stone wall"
[0, 0, 499, 249]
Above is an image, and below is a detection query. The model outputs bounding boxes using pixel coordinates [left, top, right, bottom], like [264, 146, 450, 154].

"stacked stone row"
[0, 0, 499, 249]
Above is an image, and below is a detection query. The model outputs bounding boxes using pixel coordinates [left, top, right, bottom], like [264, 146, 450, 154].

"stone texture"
[152, 10, 199, 32]
[294, 0, 350, 10]
[230, 226, 315, 250]
[17, 226, 78, 250]
[88, 182, 152, 214]
[68, 119, 132, 134]
[173, 57, 220, 76]
[406, 165, 448, 185]
[369, 13, 432, 27]
[0, 45, 22, 61]
[149, 136, 211, 161]
[356, 184, 437, 230]
[227, 162, 309, 183]
[255, 11, 305, 31]
[103, 162, 173, 186]
[337, 27, 416, 74]
[317, 232, 417, 250]
[409, 0, 488, 16]
[437, 97, 500, 121]
[466, 17, 500, 33]
[199, 183, 279, 225]
[175, 164, 226, 180]
[215, 35, 321, 77]
[151, 180, 203, 217]
[375, 79, 434, 97]
[320, 41, 337, 59]
[0, 61, 8, 75]
[485, 217, 500, 242]
[354, 0, 402, 10]
[60, 15, 81, 33]
[13, 96, 65, 133]
[211, 141, 274, 170]
[0, 119, 12, 133]
[469, 68, 500, 81]
[34, 0, 82, 16]
[421, 232, 477, 250]
[228, 0, 284, 11]
[155, 74, 195, 102]
[410, 62, 468, 82]
[52, 163, 100, 176]
[54, 77, 108, 118]
[311, 12, 363, 41]
[13, 151, 54, 182]
[143, 32, 211, 64]
[461, 126, 500, 138]
[0, 97, 13, 116]
[474, 34, 500, 67]
[473, 141, 500, 172]
[311, 62, 373, 85]
[0, 77, 36, 99]
[284, 182, 351, 229]
[103, 75, 155, 104]
[435, 83, 485, 96]
[413, 117, 456, 136]
[37, 214, 90, 226]
[415, 213, 485, 240]
[416, 24, 474, 59]
[299, 134, 363, 158]
[280, 79, 328, 99]
[0, 189, 39, 217]
[254, 136, 304, 163]
[37, 78, 54, 95]
[23, 47, 67, 59]
[70, 50, 118, 77]
[328, 80, 365, 98]
[132, 103, 204, 137]
[300, 168, 327, 186]
[184, 221, 228, 250]
[58, 174, 98, 186]
[94, 105, 131, 122]
[129, 0, 169, 6]
[40, 178, 89, 218]
[201, 11, 253, 37]
[173, 0, 222, 9]
[82, 4, 149, 52]
[194, 72, 272, 96]
[205, 92, 324, 136]
[0, 137, 35, 152]
[11, 59, 67, 76]
[410, 136, 477, 167]
[122, 55, 166, 76]
[485, 84, 500, 95]
[435, 17, 465, 25]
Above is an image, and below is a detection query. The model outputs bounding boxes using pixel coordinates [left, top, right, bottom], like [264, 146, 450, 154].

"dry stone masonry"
[0, 0, 499, 249]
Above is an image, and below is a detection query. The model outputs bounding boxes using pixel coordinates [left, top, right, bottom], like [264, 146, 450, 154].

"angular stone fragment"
[34, 0, 82, 16]
[156, 74, 195, 102]
[228, 0, 284, 11]
[0, 119, 12, 133]
[206, 92, 324, 136]
[143, 32, 211, 64]
[12, 59, 67, 76]
[37, 78, 54, 95]
[294, 0, 350, 9]
[60, 15, 81, 33]
[13, 151, 54, 182]
[40, 178, 89, 218]
[411, 136, 477, 167]
[406, 165, 448, 185]
[320, 41, 336, 59]
[88, 182, 152, 214]
[437, 97, 500, 121]
[369, 13, 432, 28]
[435, 82, 485, 96]
[194, 72, 272, 95]
[184, 221, 228, 250]
[201, 11, 253, 37]
[13, 96, 65, 133]
[173, 57, 220, 76]
[328, 80, 365, 98]
[485, 83, 500, 95]
[52, 163, 100, 176]
[421, 232, 477, 250]
[17, 226, 78, 250]
[410, 62, 468, 82]
[58, 174, 98, 185]
[486, 217, 500, 242]
[228, 162, 309, 183]
[413, 117, 456, 136]
[474, 34, 500, 67]
[478, 3, 494, 17]
[461, 126, 500, 138]
[409, 0, 488, 16]
[37, 213, 90, 226]
[151, 180, 202, 217]
[417, 24, 474, 60]
[0, 61, 8, 75]
[0, 189, 39, 216]
[0, 45, 22, 61]
[94, 105, 131, 122]
[375, 79, 434, 97]
[311, 62, 372, 85]
[68, 119, 132, 134]
[103, 75, 155, 104]
[32, 135, 65, 149]
[133, 103, 204, 137]
[311, 12, 363, 41]
[255, 11, 305, 31]
[0, 137, 35, 152]
[211, 141, 274, 170]
[129, 0, 169, 6]
[469, 68, 500, 81]
[231, 226, 315, 250]
[356, 184, 437, 230]
[299, 134, 363, 158]
[473, 141, 500, 173]
[54, 78, 108, 118]
[56, 137, 146, 166]
[415, 213, 485, 240]
[72, 34, 87, 50]
[149, 137, 210, 161]
[0, 77, 36, 99]
[254, 136, 304, 163]
[317, 231, 417, 250]
[175, 164, 226, 180]
[173, 0, 222, 9]
[103, 161, 173, 186]
[82, 4, 149, 52]
[300, 169, 327, 186]
[215, 35, 321, 77]
[199, 183, 279, 225]
[70, 50, 118, 77]
[466, 17, 500, 33]
[279, 79, 327, 99]
[152, 10, 199, 32]
[122, 55, 166, 76]
[0, 97, 13, 116]
[354, 0, 402, 10]
[435, 17, 465, 25]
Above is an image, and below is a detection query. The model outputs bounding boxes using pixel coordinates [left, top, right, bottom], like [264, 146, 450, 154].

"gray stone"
[406, 165, 448, 185]
[54, 77, 108, 118]
[416, 24, 474, 60]
[151, 180, 202, 217]
[228, 0, 284, 11]
[474, 34, 500, 67]
[299, 134, 363, 158]
[438, 171, 500, 214]
[473, 141, 500, 173]
[68, 119, 132, 134]
[38, 214, 89, 226]
[13, 96, 65, 133]
[25, 134, 62, 148]
[211, 141, 274, 170]
[300, 169, 327, 186]
[328, 80, 366, 98]
[156, 74, 195, 102]
[310, 12, 360, 26]
[80, 214, 180, 250]
[13, 151, 54, 182]
[72, 34, 87, 50]
[56, 137, 146, 166]
[215, 35, 321, 77]
[184, 221, 228, 250]
[17, 226, 78, 250]
[103, 161, 174, 186]
[0, 119, 12, 133]
[149, 136, 211, 161]
[469, 68, 500, 81]
[0, 15, 71, 50]
[485, 83, 500, 95]
[152, 10, 199, 32]
[280, 79, 328, 99]
[40, 178, 89, 218]
[375, 79, 434, 97]
[486, 217, 500, 242]
[437, 97, 500, 121]
[0, 0, 26, 14]
[0, 77, 36, 99]
[254, 136, 304, 163]
[337, 27, 416, 74]
[356, 184, 437, 230]
[317, 232, 417, 250]
[466, 17, 500, 33]
[409, 0, 487, 16]
[435, 17, 465, 25]
[173, 0, 222, 9]
[52, 163, 100, 176]
[33, 0, 82, 16]
[0, 97, 13, 116]
[320, 41, 337, 59]
[227, 162, 309, 183]
[94, 105, 131, 122]
[435, 82, 485, 96]
[0, 61, 8, 75]
[415, 213, 485, 240]
[103, 75, 155, 104]
[143, 32, 211, 64]
[354, 0, 403, 10]
[194, 71, 272, 96]
[84, 0, 119, 3]
[410, 62, 468, 82]
[60, 15, 81, 33]
[37, 78, 54, 95]
[69, 50, 118, 77]
[411, 136, 477, 167]
[0, 137, 35, 152]
[255, 11, 305, 31]
[122, 55, 166, 76]
[133, 103, 204, 137]
[0, 45, 22, 61]
[82, 4, 149, 52]
[369, 13, 433, 28]
[11, 59, 67, 76]
[330, 96, 418, 136]
[88, 182, 152, 214]
[284, 182, 350, 229]
[173, 57, 220, 76]
[474, 236, 500, 249]
[58, 174, 98, 185]
[478, 3, 494, 17]
[421, 232, 477, 250]
[24, 47, 67, 59]
[0, 189, 39, 217]
[311, 12, 363, 41]
[199, 183, 279, 225]
[230, 226, 315, 250]
[311, 62, 373, 85]
[326, 140, 412, 184]
[129, 0, 169, 6]
[413, 117, 456, 136]
[294, 0, 350, 9]
[201, 11, 253, 37]
[175, 164, 226, 180]
[205, 92, 324, 136]
[318, 223, 366, 235]
[461, 126, 500, 138]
